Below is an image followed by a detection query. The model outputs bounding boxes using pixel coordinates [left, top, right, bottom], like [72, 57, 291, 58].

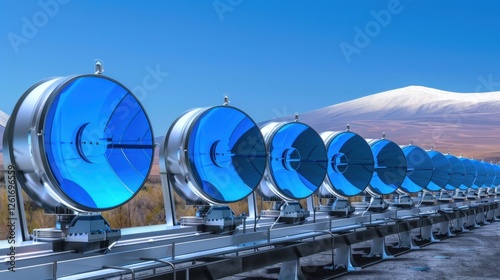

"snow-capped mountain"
[301, 86, 500, 125]
[294, 86, 500, 161]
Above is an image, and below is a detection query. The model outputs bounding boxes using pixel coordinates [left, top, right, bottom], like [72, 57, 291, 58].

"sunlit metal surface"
[459, 157, 476, 190]
[5, 75, 153, 212]
[367, 139, 407, 195]
[2, 79, 500, 280]
[444, 154, 466, 191]
[164, 106, 267, 204]
[400, 145, 433, 193]
[319, 131, 374, 197]
[2, 201, 494, 280]
[426, 151, 451, 192]
[471, 160, 487, 189]
[259, 122, 327, 200]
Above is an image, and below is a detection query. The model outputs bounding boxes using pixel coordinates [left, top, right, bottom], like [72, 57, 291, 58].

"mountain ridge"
[1, 85, 499, 165]
[293, 86, 500, 161]
[301, 86, 500, 123]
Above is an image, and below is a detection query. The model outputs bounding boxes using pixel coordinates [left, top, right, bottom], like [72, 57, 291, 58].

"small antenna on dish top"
[294, 113, 299, 122]
[223, 95, 230, 105]
[94, 59, 104, 75]
[382, 132, 386, 139]
[346, 124, 350, 131]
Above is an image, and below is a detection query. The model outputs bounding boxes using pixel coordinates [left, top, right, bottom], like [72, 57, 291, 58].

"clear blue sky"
[1, 0, 500, 135]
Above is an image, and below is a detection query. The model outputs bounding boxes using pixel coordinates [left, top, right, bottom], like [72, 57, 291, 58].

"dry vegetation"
[0, 170, 415, 240]
[0, 179, 173, 238]
[0, 174, 258, 239]
[0, 172, 316, 239]
[0, 181, 56, 239]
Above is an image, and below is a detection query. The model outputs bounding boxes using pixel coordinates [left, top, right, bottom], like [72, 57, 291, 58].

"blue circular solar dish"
[471, 160, 486, 189]
[445, 155, 465, 191]
[400, 145, 433, 193]
[172, 106, 267, 204]
[493, 164, 500, 186]
[322, 131, 374, 197]
[459, 158, 476, 190]
[483, 162, 495, 188]
[43, 75, 154, 211]
[187, 107, 267, 203]
[264, 122, 327, 200]
[368, 139, 407, 195]
[426, 151, 451, 192]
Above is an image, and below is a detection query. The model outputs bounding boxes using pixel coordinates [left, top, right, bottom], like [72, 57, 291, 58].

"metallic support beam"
[368, 237, 393, 259]
[437, 221, 455, 237]
[1, 204, 491, 279]
[466, 211, 480, 228]
[247, 192, 258, 220]
[279, 260, 306, 280]
[396, 230, 420, 250]
[102, 266, 135, 280]
[52, 261, 57, 280]
[420, 225, 440, 242]
[394, 218, 420, 249]
[140, 258, 176, 280]
[334, 244, 360, 271]
[160, 172, 177, 226]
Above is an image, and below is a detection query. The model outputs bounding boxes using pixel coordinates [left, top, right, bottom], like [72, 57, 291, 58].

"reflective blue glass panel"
[471, 160, 486, 189]
[325, 132, 374, 196]
[268, 123, 327, 200]
[400, 146, 433, 193]
[445, 155, 465, 190]
[187, 107, 267, 203]
[459, 158, 476, 190]
[369, 139, 407, 195]
[426, 151, 451, 191]
[44, 76, 154, 210]
[493, 164, 500, 186]
[483, 162, 495, 188]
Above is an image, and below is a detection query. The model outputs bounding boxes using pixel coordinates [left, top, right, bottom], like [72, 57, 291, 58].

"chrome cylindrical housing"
[319, 131, 374, 197]
[459, 157, 476, 190]
[163, 106, 267, 204]
[366, 138, 407, 195]
[426, 150, 451, 192]
[400, 145, 433, 193]
[483, 162, 495, 188]
[471, 160, 486, 189]
[444, 154, 466, 190]
[492, 164, 500, 186]
[259, 122, 327, 201]
[4, 75, 154, 212]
